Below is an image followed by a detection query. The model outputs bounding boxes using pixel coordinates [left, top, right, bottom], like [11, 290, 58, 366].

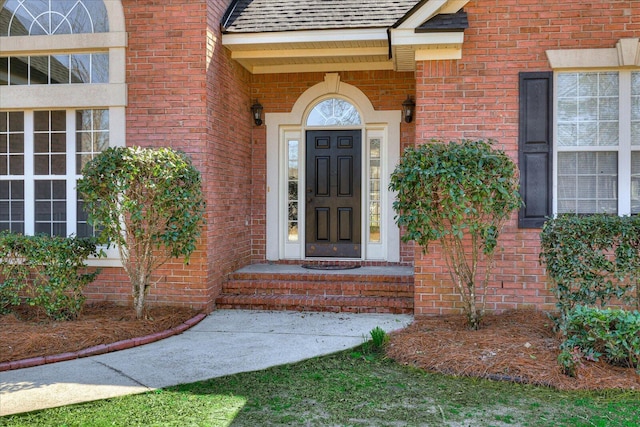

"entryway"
[265, 73, 402, 262]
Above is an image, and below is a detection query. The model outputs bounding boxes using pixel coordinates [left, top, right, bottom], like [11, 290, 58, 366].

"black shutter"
[518, 72, 553, 228]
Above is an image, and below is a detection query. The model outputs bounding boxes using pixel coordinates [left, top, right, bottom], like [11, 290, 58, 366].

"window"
[287, 139, 299, 242]
[0, 109, 108, 237]
[1, 54, 109, 85]
[369, 137, 381, 243]
[555, 71, 639, 215]
[0, 0, 109, 36]
[307, 98, 361, 126]
[0, 1, 125, 250]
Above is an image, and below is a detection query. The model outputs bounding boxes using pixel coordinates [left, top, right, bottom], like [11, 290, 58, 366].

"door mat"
[301, 264, 361, 270]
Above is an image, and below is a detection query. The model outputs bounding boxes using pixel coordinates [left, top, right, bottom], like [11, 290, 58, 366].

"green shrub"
[560, 305, 640, 376]
[390, 139, 522, 329]
[77, 147, 205, 319]
[540, 214, 640, 324]
[0, 232, 102, 320]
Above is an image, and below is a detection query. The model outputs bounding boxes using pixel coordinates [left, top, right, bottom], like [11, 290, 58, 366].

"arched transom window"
[1, 0, 108, 36]
[307, 98, 361, 126]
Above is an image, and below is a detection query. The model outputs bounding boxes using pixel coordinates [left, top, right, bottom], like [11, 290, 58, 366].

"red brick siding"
[204, 0, 253, 304]
[249, 71, 416, 265]
[413, 0, 640, 315]
[84, 0, 253, 312]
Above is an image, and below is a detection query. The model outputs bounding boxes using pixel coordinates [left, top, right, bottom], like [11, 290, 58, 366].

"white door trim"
[265, 73, 400, 262]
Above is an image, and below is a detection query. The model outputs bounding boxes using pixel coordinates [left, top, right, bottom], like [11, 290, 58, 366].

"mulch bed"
[0, 302, 200, 364]
[2, 304, 639, 390]
[386, 309, 640, 391]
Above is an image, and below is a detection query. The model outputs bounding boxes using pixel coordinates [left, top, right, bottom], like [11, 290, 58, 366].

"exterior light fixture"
[402, 95, 415, 123]
[251, 101, 263, 126]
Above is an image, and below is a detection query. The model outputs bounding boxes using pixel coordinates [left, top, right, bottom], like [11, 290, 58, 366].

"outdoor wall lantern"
[251, 101, 263, 126]
[402, 95, 415, 123]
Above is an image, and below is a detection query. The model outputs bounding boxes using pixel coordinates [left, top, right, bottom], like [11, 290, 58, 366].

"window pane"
[9, 57, 28, 85]
[51, 55, 71, 84]
[34, 111, 49, 131]
[557, 152, 617, 214]
[633, 72, 640, 146]
[51, 111, 66, 131]
[29, 56, 49, 84]
[91, 54, 109, 83]
[286, 139, 299, 242]
[0, 57, 7, 85]
[70, 54, 91, 83]
[9, 155, 24, 175]
[632, 152, 640, 214]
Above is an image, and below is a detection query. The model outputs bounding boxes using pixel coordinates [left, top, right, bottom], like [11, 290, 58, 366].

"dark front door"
[305, 130, 361, 258]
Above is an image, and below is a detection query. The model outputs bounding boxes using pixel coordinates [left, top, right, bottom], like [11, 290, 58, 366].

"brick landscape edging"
[0, 313, 207, 372]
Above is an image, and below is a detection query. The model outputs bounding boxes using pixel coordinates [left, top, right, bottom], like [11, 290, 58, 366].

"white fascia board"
[391, 29, 464, 47]
[250, 60, 393, 74]
[231, 46, 388, 60]
[397, 0, 470, 29]
[222, 28, 388, 48]
[415, 47, 462, 61]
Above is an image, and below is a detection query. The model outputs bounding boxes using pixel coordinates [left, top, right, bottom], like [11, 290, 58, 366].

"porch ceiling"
[221, 0, 469, 74]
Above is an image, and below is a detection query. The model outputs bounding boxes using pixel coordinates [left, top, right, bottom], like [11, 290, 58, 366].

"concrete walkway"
[0, 310, 412, 416]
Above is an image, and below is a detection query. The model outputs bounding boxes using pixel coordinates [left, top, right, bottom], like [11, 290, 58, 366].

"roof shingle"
[222, 0, 421, 33]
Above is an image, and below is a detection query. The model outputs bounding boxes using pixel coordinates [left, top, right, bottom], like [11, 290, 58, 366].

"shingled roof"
[222, 0, 421, 33]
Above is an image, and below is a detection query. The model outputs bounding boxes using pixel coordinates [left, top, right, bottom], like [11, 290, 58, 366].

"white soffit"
[222, 28, 393, 74]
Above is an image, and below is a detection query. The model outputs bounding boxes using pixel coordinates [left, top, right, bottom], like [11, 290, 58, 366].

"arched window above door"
[1, 0, 109, 36]
[306, 98, 361, 126]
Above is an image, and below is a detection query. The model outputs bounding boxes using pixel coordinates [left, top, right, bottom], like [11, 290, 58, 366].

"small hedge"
[540, 214, 640, 320]
[559, 305, 640, 376]
[540, 215, 640, 376]
[0, 232, 102, 320]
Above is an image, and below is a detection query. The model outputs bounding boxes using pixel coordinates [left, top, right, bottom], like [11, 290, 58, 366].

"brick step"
[223, 280, 413, 298]
[217, 265, 414, 314]
[215, 294, 413, 314]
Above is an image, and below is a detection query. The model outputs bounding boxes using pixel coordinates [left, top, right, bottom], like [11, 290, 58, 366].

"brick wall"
[413, 0, 640, 315]
[84, 0, 253, 312]
[249, 71, 416, 265]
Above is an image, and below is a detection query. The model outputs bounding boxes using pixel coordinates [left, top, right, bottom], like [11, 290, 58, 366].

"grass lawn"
[1, 345, 639, 427]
